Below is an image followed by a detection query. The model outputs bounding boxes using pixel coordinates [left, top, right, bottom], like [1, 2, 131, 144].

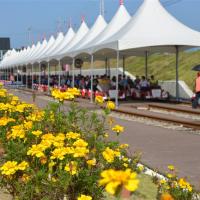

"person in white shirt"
[139, 76, 149, 91]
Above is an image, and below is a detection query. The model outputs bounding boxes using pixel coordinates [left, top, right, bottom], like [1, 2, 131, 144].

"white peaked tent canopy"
[13, 47, 30, 67]
[71, 14, 107, 57]
[30, 36, 55, 65]
[0, 50, 12, 68]
[48, 27, 75, 62]
[82, 2, 131, 55]
[94, 0, 200, 102]
[29, 39, 47, 64]
[16, 44, 36, 67]
[58, 20, 89, 60]
[5, 49, 19, 68]
[22, 42, 41, 65]
[40, 32, 64, 62]
[95, 0, 200, 54]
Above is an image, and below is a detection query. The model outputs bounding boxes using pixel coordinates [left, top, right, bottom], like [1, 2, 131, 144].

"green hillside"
[83, 50, 200, 90]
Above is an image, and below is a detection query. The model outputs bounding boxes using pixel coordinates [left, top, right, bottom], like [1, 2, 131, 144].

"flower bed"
[0, 85, 196, 200]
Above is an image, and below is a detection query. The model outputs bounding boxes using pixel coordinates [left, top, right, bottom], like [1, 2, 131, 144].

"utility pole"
[100, 0, 105, 17]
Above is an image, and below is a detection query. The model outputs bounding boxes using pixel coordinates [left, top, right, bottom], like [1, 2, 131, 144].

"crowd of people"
[38, 74, 160, 94]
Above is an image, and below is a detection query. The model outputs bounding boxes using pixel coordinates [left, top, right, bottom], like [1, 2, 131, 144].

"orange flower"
[161, 193, 174, 200]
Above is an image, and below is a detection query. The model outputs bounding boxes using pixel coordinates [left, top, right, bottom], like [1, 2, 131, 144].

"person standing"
[192, 72, 200, 109]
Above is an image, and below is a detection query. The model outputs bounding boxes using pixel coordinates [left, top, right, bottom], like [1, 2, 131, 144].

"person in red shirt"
[192, 72, 200, 109]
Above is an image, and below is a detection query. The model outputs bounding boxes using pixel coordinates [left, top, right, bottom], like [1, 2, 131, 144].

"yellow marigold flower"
[77, 194, 92, 200]
[26, 111, 44, 121]
[95, 95, 104, 104]
[87, 159, 96, 166]
[160, 193, 174, 200]
[8, 125, 26, 139]
[53, 133, 66, 147]
[51, 89, 75, 102]
[41, 133, 55, 140]
[50, 147, 68, 160]
[12, 96, 19, 102]
[64, 161, 78, 175]
[102, 147, 120, 163]
[123, 163, 128, 168]
[73, 139, 88, 148]
[119, 144, 129, 149]
[21, 174, 30, 183]
[0, 89, 7, 97]
[0, 117, 15, 126]
[122, 157, 128, 162]
[112, 125, 124, 134]
[67, 87, 81, 96]
[27, 144, 45, 158]
[23, 121, 33, 130]
[178, 178, 192, 191]
[32, 130, 42, 137]
[0, 161, 18, 176]
[17, 161, 29, 170]
[99, 169, 139, 195]
[66, 132, 80, 140]
[160, 179, 167, 185]
[168, 165, 175, 171]
[167, 173, 174, 179]
[73, 147, 89, 158]
[106, 101, 115, 110]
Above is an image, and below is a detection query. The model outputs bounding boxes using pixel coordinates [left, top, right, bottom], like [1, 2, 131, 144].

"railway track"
[112, 107, 200, 130]
[147, 103, 200, 116]
[8, 87, 200, 131]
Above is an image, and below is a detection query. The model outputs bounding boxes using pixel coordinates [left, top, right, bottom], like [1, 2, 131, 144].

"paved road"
[8, 89, 200, 189]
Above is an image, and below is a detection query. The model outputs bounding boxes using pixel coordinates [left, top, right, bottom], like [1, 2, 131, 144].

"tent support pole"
[72, 58, 75, 87]
[17, 66, 19, 86]
[90, 55, 94, 103]
[145, 51, 148, 79]
[105, 58, 107, 75]
[108, 59, 111, 77]
[116, 51, 119, 108]
[175, 46, 179, 101]
[123, 56, 125, 76]
[32, 64, 34, 90]
[26, 65, 28, 89]
[58, 60, 61, 87]
[6, 69, 8, 81]
[47, 62, 50, 91]
[39, 63, 41, 85]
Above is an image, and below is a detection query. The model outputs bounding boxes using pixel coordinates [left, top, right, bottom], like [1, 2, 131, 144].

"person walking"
[192, 72, 200, 109]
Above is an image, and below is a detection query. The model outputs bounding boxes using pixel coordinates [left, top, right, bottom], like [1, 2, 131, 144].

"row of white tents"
[1, 0, 200, 105]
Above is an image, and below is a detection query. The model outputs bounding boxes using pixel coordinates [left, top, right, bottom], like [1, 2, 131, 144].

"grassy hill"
[83, 50, 200, 90]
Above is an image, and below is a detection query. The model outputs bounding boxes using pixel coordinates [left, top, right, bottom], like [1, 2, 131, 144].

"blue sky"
[0, 0, 200, 48]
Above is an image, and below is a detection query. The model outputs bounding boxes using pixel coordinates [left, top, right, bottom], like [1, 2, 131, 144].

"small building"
[0, 38, 10, 61]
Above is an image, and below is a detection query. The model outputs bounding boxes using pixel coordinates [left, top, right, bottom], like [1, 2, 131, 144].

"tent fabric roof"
[21, 41, 42, 66]
[48, 27, 75, 61]
[71, 14, 107, 57]
[39, 32, 64, 62]
[82, 4, 131, 54]
[57, 21, 89, 59]
[29, 36, 55, 64]
[29, 39, 48, 64]
[95, 0, 200, 54]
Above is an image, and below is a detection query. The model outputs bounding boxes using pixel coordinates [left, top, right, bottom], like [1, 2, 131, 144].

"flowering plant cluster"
[154, 165, 195, 200]
[0, 86, 140, 200]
